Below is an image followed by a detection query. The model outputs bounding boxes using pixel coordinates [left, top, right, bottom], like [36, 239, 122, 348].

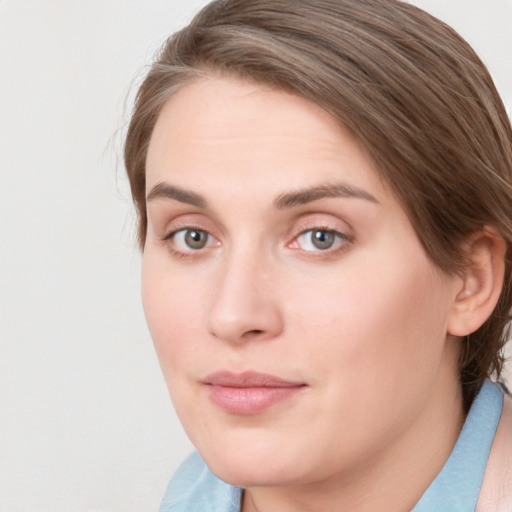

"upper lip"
[203, 370, 305, 388]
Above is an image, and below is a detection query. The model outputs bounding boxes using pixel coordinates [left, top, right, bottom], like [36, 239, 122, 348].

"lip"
[203, 371, 307, 415]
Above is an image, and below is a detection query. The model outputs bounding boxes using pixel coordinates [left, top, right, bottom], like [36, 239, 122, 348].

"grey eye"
[310, 230, 336, 250]
[296, 229, 345, 251]
[183, 229, 209, 249]
[170, 228, 211, 251]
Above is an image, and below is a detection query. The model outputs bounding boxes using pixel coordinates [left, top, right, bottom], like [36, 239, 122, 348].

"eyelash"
[162, 225, 352, 259]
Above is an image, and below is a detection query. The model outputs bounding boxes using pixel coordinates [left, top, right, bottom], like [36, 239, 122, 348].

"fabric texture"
[160, 380, 503, 512]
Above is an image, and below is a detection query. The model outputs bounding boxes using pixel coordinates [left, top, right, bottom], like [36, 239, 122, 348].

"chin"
[195, 432, 309, 488]
[207, 454, 302, 489]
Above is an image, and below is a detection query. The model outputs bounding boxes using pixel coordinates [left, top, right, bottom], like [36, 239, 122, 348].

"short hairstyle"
[124, 0, 512, 409]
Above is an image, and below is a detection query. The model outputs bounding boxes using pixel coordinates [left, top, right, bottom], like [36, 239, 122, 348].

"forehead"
[146, 76, 389, 203]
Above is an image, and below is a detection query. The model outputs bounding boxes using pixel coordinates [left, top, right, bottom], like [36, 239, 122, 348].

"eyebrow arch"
[146, 182, 208, 209]
[274, 182, 378, 209]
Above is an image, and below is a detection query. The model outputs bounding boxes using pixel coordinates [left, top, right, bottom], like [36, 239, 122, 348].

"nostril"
[244, 329, 264, 337]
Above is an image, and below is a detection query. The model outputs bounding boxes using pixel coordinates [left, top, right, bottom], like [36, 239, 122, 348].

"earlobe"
[448, 228, 506, 337]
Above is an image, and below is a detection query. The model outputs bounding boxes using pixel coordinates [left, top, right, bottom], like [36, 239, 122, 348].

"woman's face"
[142, 77, 462, 488]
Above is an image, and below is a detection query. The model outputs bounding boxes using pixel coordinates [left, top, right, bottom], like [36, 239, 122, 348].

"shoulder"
[477, 388, 512, 511]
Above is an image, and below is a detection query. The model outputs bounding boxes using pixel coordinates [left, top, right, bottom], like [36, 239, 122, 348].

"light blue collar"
[159, 451, 242, 512]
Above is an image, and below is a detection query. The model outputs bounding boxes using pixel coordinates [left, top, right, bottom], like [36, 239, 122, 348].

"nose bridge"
[207, 242, 282, 343]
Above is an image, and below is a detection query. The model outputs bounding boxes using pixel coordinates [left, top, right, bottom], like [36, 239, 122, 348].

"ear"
[448, 228, 506, 337]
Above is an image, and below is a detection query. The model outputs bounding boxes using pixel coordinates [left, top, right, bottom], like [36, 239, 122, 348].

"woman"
[124, 0, 512, 510]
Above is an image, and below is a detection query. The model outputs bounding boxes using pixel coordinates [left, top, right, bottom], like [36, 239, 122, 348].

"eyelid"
[163, 224, 200, 240]
[159, 212, 219, 243]
[290, 212, 352, 238]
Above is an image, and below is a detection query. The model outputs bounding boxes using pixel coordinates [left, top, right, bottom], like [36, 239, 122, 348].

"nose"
[206, 249, 284, 344]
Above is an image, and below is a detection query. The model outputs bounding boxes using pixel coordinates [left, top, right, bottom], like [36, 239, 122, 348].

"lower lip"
[206, 385, 304, 415]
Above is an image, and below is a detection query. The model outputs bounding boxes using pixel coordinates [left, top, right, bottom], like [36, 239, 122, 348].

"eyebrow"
[274, 182, 378, 209]
[146, 182, 208, 208]
[146, 181, 378, 210]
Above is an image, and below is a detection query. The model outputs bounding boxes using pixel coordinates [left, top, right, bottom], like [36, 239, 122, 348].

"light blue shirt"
[160, 380, 503, 512]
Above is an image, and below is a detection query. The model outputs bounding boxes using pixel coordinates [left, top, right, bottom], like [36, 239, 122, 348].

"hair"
[124, 0, 512, 409]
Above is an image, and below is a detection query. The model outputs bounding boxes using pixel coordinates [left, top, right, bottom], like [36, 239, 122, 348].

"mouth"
[203, 371, 307, 415]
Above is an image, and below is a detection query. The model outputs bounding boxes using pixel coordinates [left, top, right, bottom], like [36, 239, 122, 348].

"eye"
[169, 228, 215, 251]
[294, 229, 347, 251]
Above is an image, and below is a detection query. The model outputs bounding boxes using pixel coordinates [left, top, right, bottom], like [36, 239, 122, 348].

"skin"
[142, 77, 468, 512]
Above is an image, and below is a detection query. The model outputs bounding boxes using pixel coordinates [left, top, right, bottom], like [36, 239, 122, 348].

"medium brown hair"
[124, 0, 512, 408]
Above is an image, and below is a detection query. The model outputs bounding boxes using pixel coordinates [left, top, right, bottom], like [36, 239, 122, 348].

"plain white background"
[0, 1, 510, 511]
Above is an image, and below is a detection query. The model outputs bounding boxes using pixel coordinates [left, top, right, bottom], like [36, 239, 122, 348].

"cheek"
[286, 252, 452, 387]
[141, 258, 210, 437]
[141, 252, 203, 377]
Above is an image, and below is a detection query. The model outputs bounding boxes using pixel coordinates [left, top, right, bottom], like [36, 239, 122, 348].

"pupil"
[312, 230, 334, 250]
[185, 230, 207, 249]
